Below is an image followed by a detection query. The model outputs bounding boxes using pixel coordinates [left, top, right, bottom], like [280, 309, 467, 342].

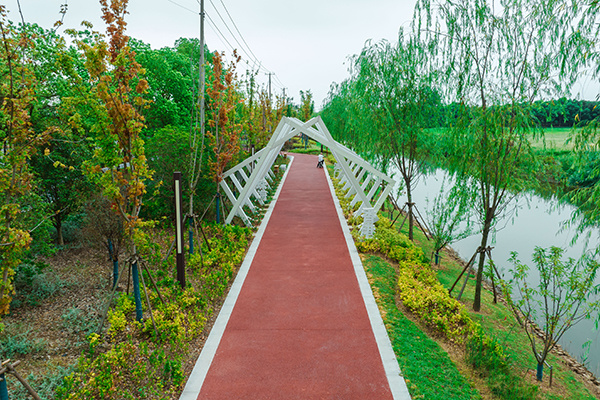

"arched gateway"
[220, 116, 395, 238]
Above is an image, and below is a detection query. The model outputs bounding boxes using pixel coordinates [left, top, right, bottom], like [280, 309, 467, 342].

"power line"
[207, 0, 285, 86]
[164, 0, 286, 90]
[207, 0, 255, 64]
[205, 12, 236, 53]
[166, 0, 197, 15]
[217, 0, 260, 64]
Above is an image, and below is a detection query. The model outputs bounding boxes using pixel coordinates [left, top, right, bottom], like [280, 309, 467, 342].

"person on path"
[317, 153, 324, 168]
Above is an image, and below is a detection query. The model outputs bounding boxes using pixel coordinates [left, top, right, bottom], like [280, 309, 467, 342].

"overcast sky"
[4, 0, 597, 109]
[4, 0, 417, 110]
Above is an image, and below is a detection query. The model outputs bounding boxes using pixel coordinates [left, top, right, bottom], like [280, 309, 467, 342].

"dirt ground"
[1, 242, 240, 399]
[2, 246, 110, 396]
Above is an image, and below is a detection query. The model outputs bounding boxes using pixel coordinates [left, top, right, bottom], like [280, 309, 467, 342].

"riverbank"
[385, 201, 600, 398]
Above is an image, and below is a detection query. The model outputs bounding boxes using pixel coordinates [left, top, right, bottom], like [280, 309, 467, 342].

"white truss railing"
[219, 116, 395, 237]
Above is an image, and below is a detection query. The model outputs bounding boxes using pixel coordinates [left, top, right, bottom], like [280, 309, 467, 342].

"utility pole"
[267, 72, 273, 102]
[199, 0, 205, 145]
[188, 0, 206, 252]
[282, 88, 287, 116]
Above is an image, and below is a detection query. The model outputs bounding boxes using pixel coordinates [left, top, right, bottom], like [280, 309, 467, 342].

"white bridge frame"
[219, 116, 395, 238]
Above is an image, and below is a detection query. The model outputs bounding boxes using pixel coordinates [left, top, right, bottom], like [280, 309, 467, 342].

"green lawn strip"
[363, 255, 481, 400]
[531, 128, 575, 150]
[387, 204, 597, 399]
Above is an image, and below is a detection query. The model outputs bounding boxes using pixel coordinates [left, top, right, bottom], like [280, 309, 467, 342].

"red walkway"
[181, 153, 406, 399]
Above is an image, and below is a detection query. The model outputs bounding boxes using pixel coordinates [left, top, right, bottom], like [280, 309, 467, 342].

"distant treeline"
[437, 98, 600, 128]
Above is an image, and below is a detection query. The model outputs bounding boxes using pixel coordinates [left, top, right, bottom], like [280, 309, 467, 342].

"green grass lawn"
[428, 126, 576, 150]
[363, 255, 481, 400]
[530, 128, 576, 150]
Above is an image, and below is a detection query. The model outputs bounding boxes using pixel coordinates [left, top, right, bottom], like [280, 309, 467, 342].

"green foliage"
[424, 176, 473, 259]
[66, 0, 152, 241]
[143, 125, 197, 220]
[299, 90, 314, 121]
[466, 326, 539, 399]
[130, 38, 195, 131]
[415, 0, 574, 311]
[12, 260, 66, 308]
[322, 30, 441, 240]
[359, 218, 542, 399]
[0, 6, 56, 318]
[358, 217, 476, 342]
[8, 364, 74, 400]
[502, 247, 600, 381]
[62, 307, 100, 336]
[30, 130, 95, 246]
[0, 327, 46, 357]
[57, 340, 183, 400]
[333, 175, 539, 398]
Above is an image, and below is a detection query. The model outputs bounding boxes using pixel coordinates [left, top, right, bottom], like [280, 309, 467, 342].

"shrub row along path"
[180, 153, 410, 399]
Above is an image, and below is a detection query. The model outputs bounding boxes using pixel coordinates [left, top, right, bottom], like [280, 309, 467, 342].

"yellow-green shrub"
[355, 218, 474, 342]
[397, 259, 475, 341]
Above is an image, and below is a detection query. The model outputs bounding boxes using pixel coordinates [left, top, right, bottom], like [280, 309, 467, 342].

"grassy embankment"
[376, 203, 599, 399]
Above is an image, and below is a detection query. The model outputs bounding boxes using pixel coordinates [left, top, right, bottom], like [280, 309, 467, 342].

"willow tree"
[347, 31, 439, 240]
[565, 3, 600, 232]
[418, 0, 571, 311]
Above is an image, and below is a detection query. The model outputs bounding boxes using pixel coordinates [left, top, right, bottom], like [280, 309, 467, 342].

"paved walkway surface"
[181, 153, 408, 399]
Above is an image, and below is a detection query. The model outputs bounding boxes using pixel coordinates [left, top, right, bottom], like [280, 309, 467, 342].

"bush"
[0, 328, 46, 357]
[8, 365, 74, 400]
[12, 260, 66, 308]
[62, 306, 99, 336]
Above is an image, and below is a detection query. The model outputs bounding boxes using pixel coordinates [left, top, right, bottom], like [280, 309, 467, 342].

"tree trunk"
[536, 361, 544, 381]
[216, 186, 221, 224]
[406, 182, 414, 241]
[55, 217, 64, 246]
[473, 215, 492, 311]
[132, 259, 143, 322]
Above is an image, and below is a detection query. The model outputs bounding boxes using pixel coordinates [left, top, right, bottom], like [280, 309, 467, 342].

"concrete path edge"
[323, 165, 412, 400]
[179, 156, 295, 400]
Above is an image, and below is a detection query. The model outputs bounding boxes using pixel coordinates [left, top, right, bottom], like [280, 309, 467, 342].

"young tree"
[17, 24, 96, 246]
[130, 38, 194, 131]
[565, 3, 600, 232]
[31, 131, 93, 245]
[205, 51, 242, 222]
[299, 89, 314, 122]
[66, 0, 151, 321]
[419, 0, 571, 310]
[502, 247, 600, 382]
[425, 177, 472, 264]
[0, 7, 54, 317]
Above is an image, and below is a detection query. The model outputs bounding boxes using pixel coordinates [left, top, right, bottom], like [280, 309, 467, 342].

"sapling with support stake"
[423, 176, 472, 265]
[206, 50, 243, 224]
[69, 0, 161, 327]
[499, 247, 600, 382]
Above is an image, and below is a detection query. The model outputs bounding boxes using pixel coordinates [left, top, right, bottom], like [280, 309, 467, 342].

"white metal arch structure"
[220, 116, 395, 237]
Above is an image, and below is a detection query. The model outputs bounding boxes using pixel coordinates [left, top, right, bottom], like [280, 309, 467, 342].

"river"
[396, 168, 600, 378]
